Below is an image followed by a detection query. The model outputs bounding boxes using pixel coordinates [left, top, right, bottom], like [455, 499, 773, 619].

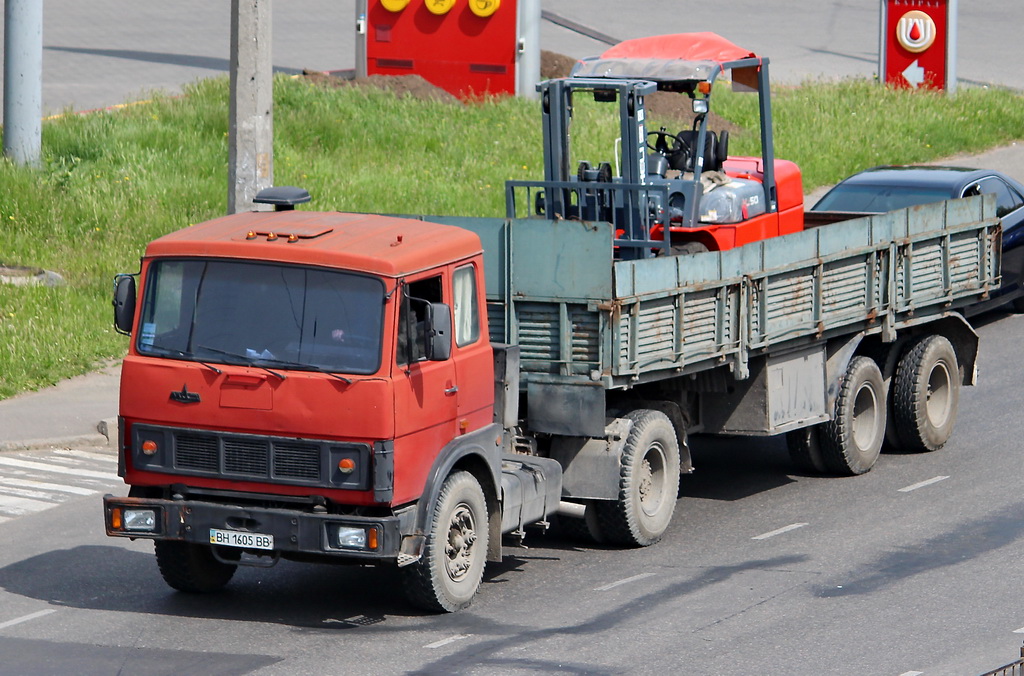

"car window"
[967, 177, 1024, 218]
[813, 184, 951, 213]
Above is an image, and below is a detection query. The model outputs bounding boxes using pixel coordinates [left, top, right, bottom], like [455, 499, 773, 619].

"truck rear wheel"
[401, 471, 489, 613]
[891, 335, 959, 452]
[595, 410, 680, 547]
[154, 541, 237, 593]
[820, 356, 886, 475]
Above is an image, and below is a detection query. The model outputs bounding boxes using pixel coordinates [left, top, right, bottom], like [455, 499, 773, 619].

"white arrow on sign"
[902, 59, 925, 88]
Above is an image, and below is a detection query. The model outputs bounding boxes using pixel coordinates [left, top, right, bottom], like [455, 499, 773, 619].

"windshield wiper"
[195, 345, 287, 380]
[253, 356, 354, 384]
[145, 345, 222, 374]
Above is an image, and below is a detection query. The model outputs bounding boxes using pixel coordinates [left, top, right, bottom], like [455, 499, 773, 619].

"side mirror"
[692, 99, 709, 115]
[424, 302, 452, 362]
[113, 274, 136, 335]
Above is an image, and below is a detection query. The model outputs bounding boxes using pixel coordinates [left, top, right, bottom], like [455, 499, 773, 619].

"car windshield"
[137, 259, 385, 375]
[813, 184, 953, 213]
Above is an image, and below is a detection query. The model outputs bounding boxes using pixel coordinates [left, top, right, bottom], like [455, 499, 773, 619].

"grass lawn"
[0, 74, 1021, 399]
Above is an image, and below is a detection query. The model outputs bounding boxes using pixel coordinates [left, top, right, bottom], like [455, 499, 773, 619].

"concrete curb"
[0, 418, 118, 453]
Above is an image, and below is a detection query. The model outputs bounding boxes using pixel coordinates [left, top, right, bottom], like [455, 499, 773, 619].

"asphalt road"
[0, 310, 1023, 675]
[1, 0, 1021, 115]
[1, 3, 1023, 675]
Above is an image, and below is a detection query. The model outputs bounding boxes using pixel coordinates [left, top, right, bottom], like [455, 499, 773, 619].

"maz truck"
[103, 34, 1003, 612]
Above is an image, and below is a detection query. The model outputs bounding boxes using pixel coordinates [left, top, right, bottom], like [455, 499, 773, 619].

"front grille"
[223, 437, 269, 476]
[273, 442, 320, 480]
[176, 434, 219, 472]
[174, 430, 321, 482]
[131, 423, 373, 490]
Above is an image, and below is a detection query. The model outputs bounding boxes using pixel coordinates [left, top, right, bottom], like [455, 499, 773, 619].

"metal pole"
[355, 0, 367, 79]
[877, 0, 887, 83]
[946, 0, 958, 94]
[516, 0, 540, 99]
[228, 0, 274, 214]
[3, 0, 43, 167]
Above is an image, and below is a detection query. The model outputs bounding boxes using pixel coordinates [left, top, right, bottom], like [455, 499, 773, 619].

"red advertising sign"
[881, 0, 954, 90]
[365, 0, 518, 99]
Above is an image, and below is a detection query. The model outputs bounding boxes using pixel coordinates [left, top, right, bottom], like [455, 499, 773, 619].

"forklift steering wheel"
[646, 130, 682, 155]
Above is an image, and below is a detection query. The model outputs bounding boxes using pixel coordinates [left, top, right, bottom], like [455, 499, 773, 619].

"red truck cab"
[105, 194, 540, 612]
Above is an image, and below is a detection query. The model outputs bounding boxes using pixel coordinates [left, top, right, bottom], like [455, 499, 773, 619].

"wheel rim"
[852, 382, 880, 450]
[638, 442, 668, 517]
[925, 361, 953, 426]
[444, 502, 478, 583]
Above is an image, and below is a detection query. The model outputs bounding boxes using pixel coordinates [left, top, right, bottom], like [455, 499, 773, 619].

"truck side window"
[397, 276, 442, 365]
[453, 265, 480, 347]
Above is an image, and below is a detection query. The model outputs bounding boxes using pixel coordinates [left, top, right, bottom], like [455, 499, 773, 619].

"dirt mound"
[302, 70, 461, 104]
[301, 53, 742, 134]
[541, 50, 578, 80]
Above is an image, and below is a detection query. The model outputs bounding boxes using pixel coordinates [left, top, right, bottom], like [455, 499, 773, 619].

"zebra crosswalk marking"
[0, 494, 58, 517]
[0, 484, 66, 502]
[0, 477, 97, 495]
[0, 456, 114, 480]
[53, 449, 117, 463]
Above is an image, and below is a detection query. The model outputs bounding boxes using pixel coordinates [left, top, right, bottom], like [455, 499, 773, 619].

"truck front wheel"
[596, 410, 680, 547]
[154, 541, 237, 593]
[402, 471, 489, 613]
[891, 335, 960, 452]
[820, 356, 886, 475]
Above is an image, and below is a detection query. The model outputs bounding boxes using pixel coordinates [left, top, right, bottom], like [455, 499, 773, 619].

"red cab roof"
[145, 210, 483, 278]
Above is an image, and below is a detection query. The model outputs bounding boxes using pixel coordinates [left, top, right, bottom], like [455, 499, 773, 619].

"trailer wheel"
[820, 356, 886, 475]
[596, 410, 680, 547]
[154, 541, 237, 593]
[786, 426, 828, 474]
[401, 471, 489, 613]
[891, 335, 960, 452]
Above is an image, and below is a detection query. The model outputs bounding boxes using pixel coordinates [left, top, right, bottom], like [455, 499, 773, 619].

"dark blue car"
[812, 165, 1024, 314]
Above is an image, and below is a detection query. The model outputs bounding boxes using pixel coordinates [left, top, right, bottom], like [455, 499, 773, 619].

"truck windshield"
[137, 259, 385, 375]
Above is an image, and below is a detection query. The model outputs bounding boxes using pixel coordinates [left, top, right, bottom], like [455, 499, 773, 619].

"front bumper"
[103, 494, 416, 563]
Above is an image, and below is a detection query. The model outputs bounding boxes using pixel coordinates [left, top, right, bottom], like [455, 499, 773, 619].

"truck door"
[450, 262, 494, 434]
[392, 273, 458, 501]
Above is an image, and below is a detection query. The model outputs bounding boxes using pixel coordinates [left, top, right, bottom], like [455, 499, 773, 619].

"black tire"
[891, 335, 960, 452]
[1011, 294, 1024, 313]
[820, 356, 886, 475]
[154, 541, 237, 593]
[401, 471, 489, 613]
[595, 410, 680, 547]
[786, 426, 828, 474]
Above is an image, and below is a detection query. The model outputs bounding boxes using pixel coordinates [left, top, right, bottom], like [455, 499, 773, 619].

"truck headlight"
[123, 509, 157, 532]
[337, 526, 367, 548]
[328, 524, 379, 551]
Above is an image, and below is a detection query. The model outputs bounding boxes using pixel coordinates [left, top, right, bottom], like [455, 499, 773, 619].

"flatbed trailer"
[412, 193, 998, 441]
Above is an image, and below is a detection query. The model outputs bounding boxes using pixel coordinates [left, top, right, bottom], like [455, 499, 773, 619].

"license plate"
[209, 528, 274, 550]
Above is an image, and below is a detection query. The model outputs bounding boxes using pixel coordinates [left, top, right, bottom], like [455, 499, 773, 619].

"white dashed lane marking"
[0, 609, 57, 631]
[594, 572, 656, 591]
[752, 523, 808, 540]
[898, 476, 949, 493]
[424, 635, 470, 649]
